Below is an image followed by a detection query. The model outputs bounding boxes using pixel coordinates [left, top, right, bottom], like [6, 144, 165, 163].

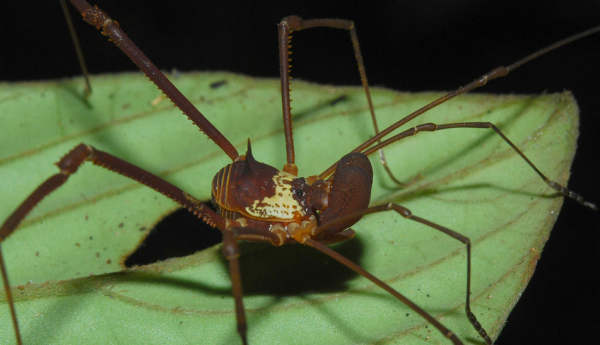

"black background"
[2, 1, 599, 344]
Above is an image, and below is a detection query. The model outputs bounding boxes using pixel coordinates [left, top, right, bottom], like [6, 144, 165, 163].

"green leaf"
[0, 72, 577, 344]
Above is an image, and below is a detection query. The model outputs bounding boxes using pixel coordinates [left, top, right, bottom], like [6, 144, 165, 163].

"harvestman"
[1, 1, 598, 344]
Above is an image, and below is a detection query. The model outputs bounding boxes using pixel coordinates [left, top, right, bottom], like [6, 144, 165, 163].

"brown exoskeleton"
[1, 1, 598, 344]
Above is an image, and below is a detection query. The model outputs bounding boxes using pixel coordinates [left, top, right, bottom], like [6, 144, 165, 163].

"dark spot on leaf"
[210, 80, 227, 89]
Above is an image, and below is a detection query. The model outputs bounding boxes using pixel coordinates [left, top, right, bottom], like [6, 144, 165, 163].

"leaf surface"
[0, 72, 578, 344]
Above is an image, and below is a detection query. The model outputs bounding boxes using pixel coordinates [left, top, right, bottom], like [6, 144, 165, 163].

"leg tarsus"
[363, 121, 596, 210]
[466, 309, 493, 344]
[394, 204, 492, 343]
[547, 180, 597, 211]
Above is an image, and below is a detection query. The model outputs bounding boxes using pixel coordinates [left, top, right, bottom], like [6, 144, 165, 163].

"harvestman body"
[1, 1, 598, 344]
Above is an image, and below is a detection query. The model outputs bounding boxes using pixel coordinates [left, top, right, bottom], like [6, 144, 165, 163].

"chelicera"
[1, 1, 598, 344]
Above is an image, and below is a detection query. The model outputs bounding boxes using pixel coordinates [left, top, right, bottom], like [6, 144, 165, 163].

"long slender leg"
[302, 237, 464, 345]
[66, 0, 239, 161]
[360, 121, 595, 210]
[60, 0, 92, 97]
[222, 229, 248, 345]
[278, 16, 417, 185]
[301, 203, 494, 344]
[0, 246, 21, 345]
[1, 143, 223, 241]
[221, 226, 285, 345]
[317, 25, 600, 180]
[0, 143, 224, 345]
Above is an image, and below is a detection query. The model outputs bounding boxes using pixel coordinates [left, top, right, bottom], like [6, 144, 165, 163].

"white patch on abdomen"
[245, 171, 305, 221]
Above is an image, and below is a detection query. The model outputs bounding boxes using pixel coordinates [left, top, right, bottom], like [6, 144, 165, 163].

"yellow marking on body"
[217, 164, 232, 205]
[224, 164, 232, 205]
[218, 167, 224, 204]
[245, 171, 305, 220]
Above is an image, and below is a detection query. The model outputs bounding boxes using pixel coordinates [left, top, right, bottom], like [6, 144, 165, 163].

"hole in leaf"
[124, 204, 222, 267]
